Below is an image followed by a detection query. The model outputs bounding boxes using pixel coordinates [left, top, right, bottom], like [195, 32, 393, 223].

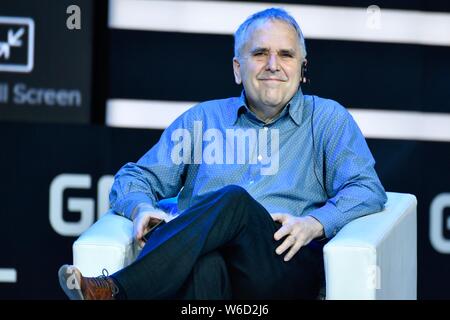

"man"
[59, 8, 386, 300]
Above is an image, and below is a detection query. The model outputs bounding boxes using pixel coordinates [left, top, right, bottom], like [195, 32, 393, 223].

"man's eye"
[253, 52, 265, 56]
[280, 53, 294, 58]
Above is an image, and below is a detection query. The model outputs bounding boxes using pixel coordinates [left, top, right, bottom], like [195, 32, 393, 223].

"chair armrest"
[323, 192, 417, 300]
[73, 210, 140, 277]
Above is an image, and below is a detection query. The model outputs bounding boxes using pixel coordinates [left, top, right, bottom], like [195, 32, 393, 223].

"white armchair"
[72, 192, 417, 300]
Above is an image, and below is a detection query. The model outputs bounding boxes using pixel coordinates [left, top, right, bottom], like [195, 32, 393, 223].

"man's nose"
[266, 53, 279, 72]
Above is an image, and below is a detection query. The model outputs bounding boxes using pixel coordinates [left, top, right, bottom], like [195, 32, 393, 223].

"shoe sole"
[58, 265, 84, 300]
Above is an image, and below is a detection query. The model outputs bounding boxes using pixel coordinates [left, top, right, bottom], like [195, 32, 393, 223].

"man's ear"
[233, 57, 242, 85]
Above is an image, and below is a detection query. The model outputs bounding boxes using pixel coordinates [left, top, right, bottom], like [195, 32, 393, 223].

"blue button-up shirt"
[109, 89, 387, 238]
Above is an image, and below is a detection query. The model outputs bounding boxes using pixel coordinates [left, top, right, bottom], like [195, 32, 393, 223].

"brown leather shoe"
[58, 265, 119, 300]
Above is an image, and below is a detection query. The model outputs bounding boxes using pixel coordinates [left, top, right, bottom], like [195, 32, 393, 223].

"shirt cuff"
[307, 202, 342, 239]
[111, 192, 156, 220]
[132, 203, 174, 222]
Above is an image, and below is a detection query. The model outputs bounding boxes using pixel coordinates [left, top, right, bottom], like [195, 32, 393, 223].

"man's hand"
[271, 213, 324, 262]
[133, 211, 164, 248]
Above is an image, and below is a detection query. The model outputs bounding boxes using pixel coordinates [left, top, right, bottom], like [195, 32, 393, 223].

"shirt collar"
[229, 89, 304, 126]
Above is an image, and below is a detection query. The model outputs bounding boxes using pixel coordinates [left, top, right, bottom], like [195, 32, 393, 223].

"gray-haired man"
[59, 7, 386, 300]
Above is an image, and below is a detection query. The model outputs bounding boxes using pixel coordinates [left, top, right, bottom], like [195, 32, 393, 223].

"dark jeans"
[112, 185, 324, 299]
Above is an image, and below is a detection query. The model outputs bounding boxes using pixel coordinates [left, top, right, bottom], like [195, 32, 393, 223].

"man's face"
[233, 20, 303, 112]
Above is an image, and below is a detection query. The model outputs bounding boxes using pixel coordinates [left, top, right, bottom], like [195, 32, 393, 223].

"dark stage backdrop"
[0, 0, 95, 124]
[0, 123, 162, 299]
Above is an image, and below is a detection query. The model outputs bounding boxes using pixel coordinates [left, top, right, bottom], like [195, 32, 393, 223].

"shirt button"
[263, 126, 268, 131]
[249, 180, 254, 185]
[257, 155, 263, 161]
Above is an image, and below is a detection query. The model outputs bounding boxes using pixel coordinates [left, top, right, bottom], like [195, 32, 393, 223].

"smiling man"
[233, 19, 303, 122]
[59, 8, 387, 300]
